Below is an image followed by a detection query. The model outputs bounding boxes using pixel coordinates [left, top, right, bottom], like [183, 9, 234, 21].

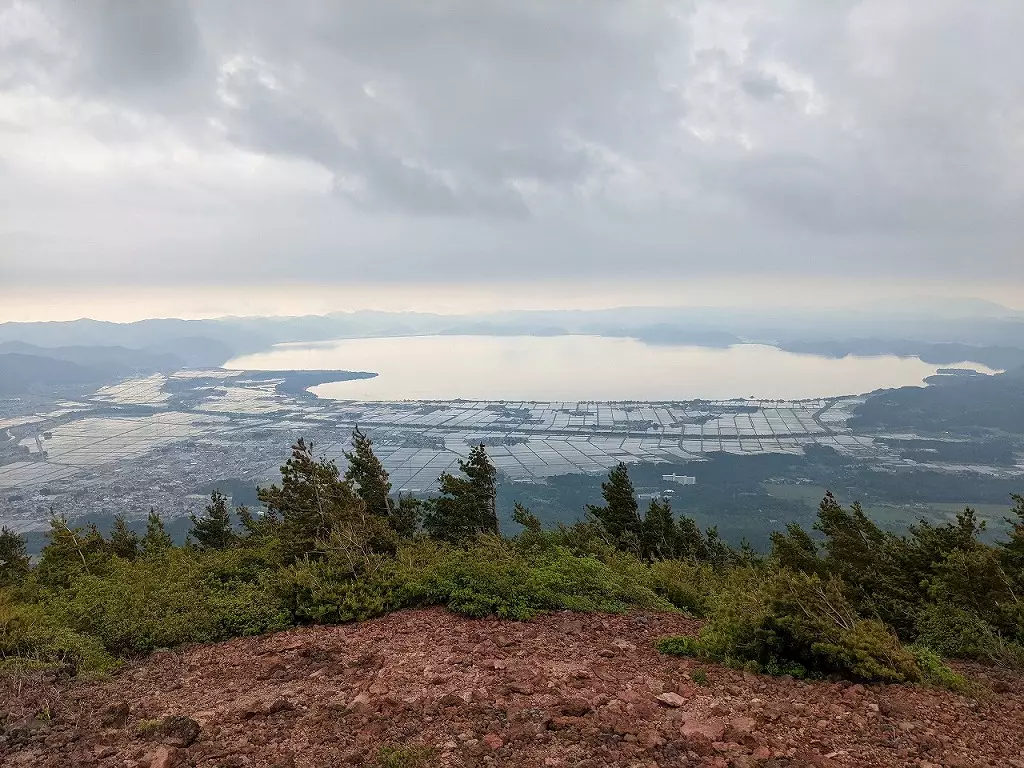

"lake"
[223, 335, 997, 402]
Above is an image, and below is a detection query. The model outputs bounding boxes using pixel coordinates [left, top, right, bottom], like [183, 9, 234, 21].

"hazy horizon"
[4, 280, 1024, 325]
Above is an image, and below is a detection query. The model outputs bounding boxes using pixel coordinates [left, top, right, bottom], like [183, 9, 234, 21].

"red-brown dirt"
[2, 608, 1023, 767]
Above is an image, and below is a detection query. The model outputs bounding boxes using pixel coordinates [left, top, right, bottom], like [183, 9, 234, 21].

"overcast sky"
[1, 0, 1022, 311]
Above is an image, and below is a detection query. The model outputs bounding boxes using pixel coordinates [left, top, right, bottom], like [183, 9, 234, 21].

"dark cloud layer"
[0, 0, 1021, 287]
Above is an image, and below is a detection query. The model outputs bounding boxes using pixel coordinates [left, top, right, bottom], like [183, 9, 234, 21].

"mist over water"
[225, 335, 996, 401]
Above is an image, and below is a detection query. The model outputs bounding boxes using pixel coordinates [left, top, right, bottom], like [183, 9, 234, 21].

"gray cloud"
[0, 0, 1022, 290]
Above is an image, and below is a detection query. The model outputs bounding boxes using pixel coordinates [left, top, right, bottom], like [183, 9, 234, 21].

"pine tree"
[814, 491, 916, 634]
[512, 502, 542, 533]
[391, 494, 423, 538]
[424, 445, 498, 542]
[463, 444, 498, 534]
[587, 462, 641, 544]
[238, 504, 280, 541]
[676, 515, 709, 562]
[703, 526, 734, 568]
[258, 438, 360, 562]
[37, 517, 108, 587]
[190, 490, 237, 550]
[108, 514, 139, 560]
[344, 427, 393, 518]
[343, 427, 420, 536]
[641, 498, 677, 560]
[770, 522, 822, 575]
[1000, 493, 1024, 585]
[0, 527, 30, 586]
[141, 509, 173, 555]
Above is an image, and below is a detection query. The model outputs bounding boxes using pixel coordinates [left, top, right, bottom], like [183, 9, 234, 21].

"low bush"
[280, 558, 409, 624]
[0, 590, 116, 675]
[282, 536, 673, 624]
[657, 568, 937, 684]
[401, 536, 671, 620]
[44, 549, 291, 655]
[908, 645, 974, 694]
[916, 602, 1024, 668]
[375, 744, 436, 768]
[648, 559, 720, 616]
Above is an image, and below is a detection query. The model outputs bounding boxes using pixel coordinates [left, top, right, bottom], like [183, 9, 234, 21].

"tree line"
[1, 427, 1023, 684]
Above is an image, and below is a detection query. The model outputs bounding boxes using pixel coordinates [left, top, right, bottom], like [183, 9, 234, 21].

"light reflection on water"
[225, 335, 997, 401]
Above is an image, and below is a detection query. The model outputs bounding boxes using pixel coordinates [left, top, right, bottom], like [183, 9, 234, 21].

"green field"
[762, 483, 1011, 536]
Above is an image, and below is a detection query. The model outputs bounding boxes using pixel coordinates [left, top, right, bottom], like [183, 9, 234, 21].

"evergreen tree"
[0, 526, 30, 586]
[814, 492, 917, 634]
[343, 427, 420, 536]
[141, 509, 173, 555]
[641, 498, 677, 560]
[258, 438, 361, 562]
[512, 501, 542, 533]
[703, 526, 734, 568]
[904, 507, 986, 588]
[587, 462, 641, 543]
[391, 494, 423, 538]
[1000, 493, 1024, 585]
[344, 427, 393, 518]
[424, 445, 498, 542]
[37, 517, 108, 587]
[190, 490, 237, 550]
[676, 515, 710, 563]
[770, 522, 823, 575]
[238, 504, 280, 541]
[108, 514, 139, 560]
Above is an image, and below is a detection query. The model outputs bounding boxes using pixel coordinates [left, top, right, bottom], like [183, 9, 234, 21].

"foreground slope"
[3, 608, 1022, 768]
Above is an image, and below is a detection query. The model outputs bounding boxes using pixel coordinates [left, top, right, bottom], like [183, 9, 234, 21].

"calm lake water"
[225, 335, 995, 401]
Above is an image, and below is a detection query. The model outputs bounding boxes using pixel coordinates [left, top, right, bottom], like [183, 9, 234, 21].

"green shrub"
[657, 568, 926, 683]
[656, 635, 701, 656]
[401, 537, 671, 620]
[279, 558, 410, 624]
[916, 602, 1024, 667]
[908, 645, 974, 694]
[0, 590, 116, 675]
[44, 548, 291, 655]
[648, 559, 720, 616]
[375, 744, 436, 768]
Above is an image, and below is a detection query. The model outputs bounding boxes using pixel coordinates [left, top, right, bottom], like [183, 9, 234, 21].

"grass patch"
[375, 744, 436, 768]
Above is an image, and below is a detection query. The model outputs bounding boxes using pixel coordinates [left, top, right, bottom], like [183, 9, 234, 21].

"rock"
[100, 701, 129, 728]
[482, 733, 504, 750]
[656, 692, 688, 708]
[258, 657, 286, 680]
[437, 693, 463, 708]
[685, 732, 715, 756]
[347, 693, 373, 712]
[140, 720, 199, 749]
[682, 718, 727, 742]
[266, 699, 294, 715]
[145, 745, 183, 768]
[559, 699, 593, 717]
[155, 716, 201, 747]
[725, 716, 758, 745]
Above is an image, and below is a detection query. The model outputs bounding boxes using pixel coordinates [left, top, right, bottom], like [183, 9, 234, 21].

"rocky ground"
[2, 607, 1023, 768]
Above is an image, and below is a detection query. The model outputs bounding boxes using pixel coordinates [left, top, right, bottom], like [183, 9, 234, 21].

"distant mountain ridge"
[0, 342, 194, 395]
[0, 352, 101, 395]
